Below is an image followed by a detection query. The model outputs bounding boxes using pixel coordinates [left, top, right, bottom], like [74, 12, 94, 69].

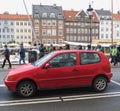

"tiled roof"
[63, 10, 78, 21]
[113, 14, 120, 20]
[92, 11, 99, 22]
[0, 13, 31, 20]
[64, 10, 99, 23]
[95, 9, 111, 16]
[32, 4, 64, 19]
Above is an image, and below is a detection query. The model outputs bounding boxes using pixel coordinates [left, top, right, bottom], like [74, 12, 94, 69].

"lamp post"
[87, 4, 93, 49]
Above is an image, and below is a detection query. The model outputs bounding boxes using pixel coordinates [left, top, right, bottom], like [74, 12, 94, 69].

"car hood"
[8, 63, 36, 75]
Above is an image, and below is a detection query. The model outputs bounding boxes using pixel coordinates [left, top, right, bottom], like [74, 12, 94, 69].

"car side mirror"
[45, 63, 50, 69]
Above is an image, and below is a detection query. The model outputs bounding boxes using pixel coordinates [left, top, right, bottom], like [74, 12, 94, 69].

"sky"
[0, 0, 120, 14]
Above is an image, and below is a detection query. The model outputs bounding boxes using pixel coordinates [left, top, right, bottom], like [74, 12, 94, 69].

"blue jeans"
[19, 57, 25, 64]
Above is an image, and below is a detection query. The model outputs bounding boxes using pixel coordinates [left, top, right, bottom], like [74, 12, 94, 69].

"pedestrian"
[65, 44, 70, 50]
[48, 44, 54, 53]
[39, 44, 46, 58]
[2, 45, 12, 68]
[19, 43, 26, 64]
[78, 45, 82, 50]
[111, 45, 118, 66]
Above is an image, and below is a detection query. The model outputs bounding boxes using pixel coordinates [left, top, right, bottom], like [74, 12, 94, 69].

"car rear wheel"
[17, 80, 36, 97]
[93, 76, 107, 92]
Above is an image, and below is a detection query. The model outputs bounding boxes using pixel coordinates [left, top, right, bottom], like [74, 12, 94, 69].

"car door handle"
[72, 69, 79, 72]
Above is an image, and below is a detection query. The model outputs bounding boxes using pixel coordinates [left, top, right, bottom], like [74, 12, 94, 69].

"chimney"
[53, 3, 57, 7]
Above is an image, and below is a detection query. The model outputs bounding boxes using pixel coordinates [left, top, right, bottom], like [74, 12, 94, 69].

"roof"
[53, 49, 101, 54]
[63, 10, 78, 21]
[113, 14, 120, 20]
[0, 13, 31, 20]
[32, 4, 64, 19]
[95, 9, 111, 16]
[64, 10, 99, 23]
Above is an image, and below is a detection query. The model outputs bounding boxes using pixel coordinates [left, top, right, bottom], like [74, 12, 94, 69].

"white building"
[0, 12, 32, 45]
[95, 9, 112, 41]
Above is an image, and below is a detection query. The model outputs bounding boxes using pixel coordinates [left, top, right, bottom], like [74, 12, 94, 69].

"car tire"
[93, 76, 107, 92]
[17, 80, 36, 97]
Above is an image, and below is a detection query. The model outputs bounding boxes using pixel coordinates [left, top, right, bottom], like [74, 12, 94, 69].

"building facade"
[94, 9, 112, 44]
[0, 12, 32, 45]
[0, 5, 120, 47]
[32, 4, 64, 47]
[64, 9, 99, 44]
[113, 13, 120, 42]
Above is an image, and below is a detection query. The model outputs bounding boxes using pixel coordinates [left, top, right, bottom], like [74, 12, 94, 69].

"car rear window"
[80, 52, 101, 65]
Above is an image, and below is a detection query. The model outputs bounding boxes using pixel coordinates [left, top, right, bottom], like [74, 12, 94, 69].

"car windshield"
[33, 52, 55, 66]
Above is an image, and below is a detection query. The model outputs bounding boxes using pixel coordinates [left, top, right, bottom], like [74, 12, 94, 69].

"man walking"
[19, 43, 26, 64]
[2, 45, 12, 68]
[111, 45, 118, 66]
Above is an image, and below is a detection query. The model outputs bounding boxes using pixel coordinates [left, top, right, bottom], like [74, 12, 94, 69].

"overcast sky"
[0, 0, 120, 14]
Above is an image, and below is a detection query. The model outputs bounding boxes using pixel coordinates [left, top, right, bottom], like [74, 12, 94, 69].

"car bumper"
[4, 79, 17, 91]
[108, 72, 113, 82]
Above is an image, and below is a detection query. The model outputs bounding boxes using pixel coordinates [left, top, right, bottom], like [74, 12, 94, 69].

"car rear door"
[78, 52, 101, 85]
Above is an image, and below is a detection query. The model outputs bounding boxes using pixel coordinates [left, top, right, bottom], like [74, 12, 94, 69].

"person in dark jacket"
[39, 44, 46, 58]
[2, 45, 12, 68]
[19, 43, 26, 64]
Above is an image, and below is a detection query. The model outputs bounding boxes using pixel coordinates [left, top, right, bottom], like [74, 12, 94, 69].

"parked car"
[4, 50, 112, 97]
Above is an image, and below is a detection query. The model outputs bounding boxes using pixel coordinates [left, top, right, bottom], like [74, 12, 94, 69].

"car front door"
[38, 52, 80, 89]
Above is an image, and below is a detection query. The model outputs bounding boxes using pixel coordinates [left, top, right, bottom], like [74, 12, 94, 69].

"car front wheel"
[93, 76, 107, 92]
[17, 80, 36, 97]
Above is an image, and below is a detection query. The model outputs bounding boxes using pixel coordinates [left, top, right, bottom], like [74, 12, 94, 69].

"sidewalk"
[0, 64, 20, 71]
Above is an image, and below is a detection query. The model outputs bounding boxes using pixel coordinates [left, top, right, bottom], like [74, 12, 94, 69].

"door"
[38, 52, 80, 88]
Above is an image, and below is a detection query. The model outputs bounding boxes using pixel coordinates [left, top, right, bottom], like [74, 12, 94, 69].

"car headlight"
[6, 75, 13, 81]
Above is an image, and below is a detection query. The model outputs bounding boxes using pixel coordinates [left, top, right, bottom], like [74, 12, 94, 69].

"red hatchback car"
[4, 50, 112, 97]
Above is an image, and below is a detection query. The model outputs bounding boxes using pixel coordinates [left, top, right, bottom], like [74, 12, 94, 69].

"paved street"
[0, 66, 120, 111]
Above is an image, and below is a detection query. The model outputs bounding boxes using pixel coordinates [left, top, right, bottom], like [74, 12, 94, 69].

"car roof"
[53, 50, 101, 54]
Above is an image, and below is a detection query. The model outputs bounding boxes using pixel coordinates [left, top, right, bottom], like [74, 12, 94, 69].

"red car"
[4, 50, 112, 97]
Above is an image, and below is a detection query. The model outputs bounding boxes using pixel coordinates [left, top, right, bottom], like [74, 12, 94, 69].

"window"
[42, 39, 46, 44]
[42, 13, 48, 18]
[16, 29, 19, 32]
[35, 29, 39, 36]
[11, 29, 14, 32]
[49, 53, 76, 68]
[58, 13, 63, 19]
[24, 29, 27, 32]
[58, 39, 63, 44]
[80, 52, 100, 65]
[47, 39, 51, 44]
[28, 29, 31, 32]
[11, 22, 14, 25]
[20, 22, 23, 26]
[52, 29, 56, 36]
[52, 39, 56, 44]
[42, 20, 46, 26]
[47, 29, 51, 36]
[58, 30, 63, 36]
[50, 13, 56, 18]
[16, 22, 19, 25]
[24, 22, 27, 26]
[47, 20, 51, 26]
[20, 29, 23, 32]
[52, 20, 56, 26]
[34, 20, 39, 27]
[42, 29, 46, 36]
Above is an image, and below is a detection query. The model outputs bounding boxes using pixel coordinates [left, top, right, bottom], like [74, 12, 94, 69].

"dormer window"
[34, 12, 39, 18]
[58, 13, 63, 19]
[42, 13, 48, 18]
[50, 13, 56, 18]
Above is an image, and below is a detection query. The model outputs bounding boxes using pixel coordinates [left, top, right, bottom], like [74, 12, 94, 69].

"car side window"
[49, 53, 77, 68]
[80, 52, 100, 65]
